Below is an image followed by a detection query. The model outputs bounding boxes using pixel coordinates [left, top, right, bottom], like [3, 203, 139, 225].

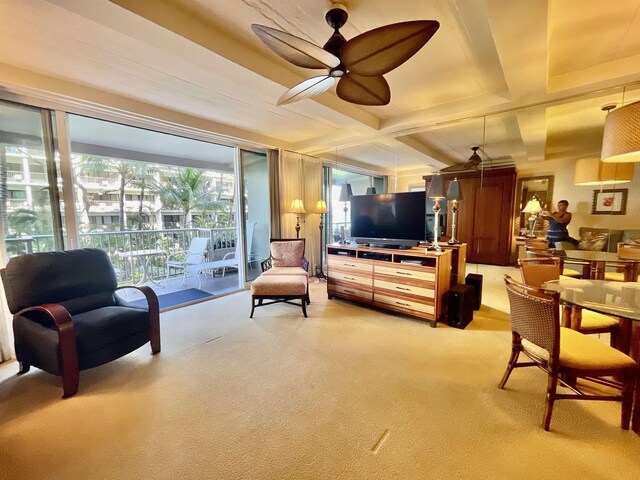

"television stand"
[326, 244, 452, 327]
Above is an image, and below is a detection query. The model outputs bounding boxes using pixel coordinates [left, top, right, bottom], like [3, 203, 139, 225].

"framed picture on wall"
[591, 188, 628, 215]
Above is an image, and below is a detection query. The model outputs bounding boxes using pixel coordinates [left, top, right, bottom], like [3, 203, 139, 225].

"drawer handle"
[345, 276, 356, 281]
[395, 301, 411, 307]
[345, 289, 355, 294]
[396, 286, 411, 291]
[396, 271, 412, 276]
[344, 263, 356, 267]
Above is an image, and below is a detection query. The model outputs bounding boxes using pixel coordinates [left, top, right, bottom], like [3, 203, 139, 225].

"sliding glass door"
[239, 149, 270, 282]
[1, 101, 63, 258]
[65, 114, 241, 298]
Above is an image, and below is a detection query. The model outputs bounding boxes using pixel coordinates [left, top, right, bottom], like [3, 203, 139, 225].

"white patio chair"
[165, 237, 211, 282]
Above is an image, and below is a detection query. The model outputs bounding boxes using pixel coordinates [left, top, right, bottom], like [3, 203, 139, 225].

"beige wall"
[518, 159, 640, 238]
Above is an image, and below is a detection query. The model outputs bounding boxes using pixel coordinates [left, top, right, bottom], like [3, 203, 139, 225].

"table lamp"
[446, 178, 462, 244]
[338, 182, 352, 244]
[522, 198, 542, 237]
[314, 199, 329, 279]
[289, 198, 306, 239]
[427, 173, 445, 251]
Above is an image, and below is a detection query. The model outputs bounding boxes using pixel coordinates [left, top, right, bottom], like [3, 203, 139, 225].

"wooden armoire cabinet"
[423, 168, 516, 266]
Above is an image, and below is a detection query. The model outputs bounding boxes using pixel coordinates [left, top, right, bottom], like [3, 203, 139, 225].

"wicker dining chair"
[604, 243, 640, 282]
[524, 238, 582, 278]
[500, 275, 637, 431]
[518, 257, 619, 344]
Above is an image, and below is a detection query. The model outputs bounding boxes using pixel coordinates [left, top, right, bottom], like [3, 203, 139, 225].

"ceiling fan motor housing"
[324, 4, 349, 76]
[325, 3, 348, 29]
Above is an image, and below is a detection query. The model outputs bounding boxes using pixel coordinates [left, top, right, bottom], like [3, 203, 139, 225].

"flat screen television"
[350, 191, 430, 248]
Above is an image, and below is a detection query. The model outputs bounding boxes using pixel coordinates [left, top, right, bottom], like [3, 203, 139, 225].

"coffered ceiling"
[1, 0, 639, 175]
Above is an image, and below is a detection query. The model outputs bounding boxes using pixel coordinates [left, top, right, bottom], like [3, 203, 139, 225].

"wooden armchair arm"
[16, 304, 78, 398]
[115, 286, 160, 354]
[261, 257, 272, 272]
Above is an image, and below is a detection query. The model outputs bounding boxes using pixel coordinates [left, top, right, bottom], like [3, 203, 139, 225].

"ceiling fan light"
[574, 156, 634, 185]
[601, 100, 640, 163]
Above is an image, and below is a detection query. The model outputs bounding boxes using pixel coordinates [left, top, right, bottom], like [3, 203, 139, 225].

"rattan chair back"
[504, 275, 560, 359]
[618, 242, 640, 260]
[518, 257, 561, 288]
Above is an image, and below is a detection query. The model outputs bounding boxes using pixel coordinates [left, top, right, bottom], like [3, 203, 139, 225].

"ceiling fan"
[251, 3, 439, 106]
[440, 146, 482, 173]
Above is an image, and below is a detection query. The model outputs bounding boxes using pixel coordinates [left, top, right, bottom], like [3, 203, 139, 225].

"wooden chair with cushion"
[500, 275, 637, 431]
[518, 257, 619, 344]
[250, 239, 310, 318]
[261, 238, 310, 277]
[604, 243, 640, 282]
[524, 239, 582, 278]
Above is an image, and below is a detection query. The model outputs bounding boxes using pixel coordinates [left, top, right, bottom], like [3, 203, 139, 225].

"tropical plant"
[153, 168, 219, 228]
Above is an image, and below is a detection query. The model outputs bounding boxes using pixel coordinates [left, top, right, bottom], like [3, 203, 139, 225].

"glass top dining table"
[542, 277, 640, 434]
[543, 249, 640, 281]
[542, 278, 640, 321]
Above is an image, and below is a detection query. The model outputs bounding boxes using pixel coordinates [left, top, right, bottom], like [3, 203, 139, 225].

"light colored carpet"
[1, 265, 639, 480]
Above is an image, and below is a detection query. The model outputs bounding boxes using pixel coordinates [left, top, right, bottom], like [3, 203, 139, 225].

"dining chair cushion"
[578, 231, 608, 251]
[578, 310, 621, 330]
[522, 327, 636, 370]
[561, 268, 582, 278]
[270, 241, 305, 267]
[603, 271, 640, 282]
[261, 266, 309, 277]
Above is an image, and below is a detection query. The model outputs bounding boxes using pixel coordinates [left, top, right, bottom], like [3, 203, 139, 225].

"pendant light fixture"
[574, 156, 634, 185]
[601, 96, 640, 163]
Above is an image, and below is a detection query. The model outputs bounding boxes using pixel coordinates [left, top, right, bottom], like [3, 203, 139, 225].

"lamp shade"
[601, 100, 640, 163]
[289, 198, 306, 214]
[427, 174, 444, 199]
[338, 182, 353, 202]
[522, 198, 542, 214]
[366, 187, 377, 195]
[574, 156, 634, 185]
[446, 178, 462, 201]
[314, 199, 328, 214]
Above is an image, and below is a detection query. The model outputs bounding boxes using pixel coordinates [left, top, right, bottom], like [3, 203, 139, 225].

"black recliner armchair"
[0, 248, 161, 398]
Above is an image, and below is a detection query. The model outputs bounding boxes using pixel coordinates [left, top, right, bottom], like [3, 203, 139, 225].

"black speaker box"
[465, 273, 483, 311]
[448, 284, 474, 329]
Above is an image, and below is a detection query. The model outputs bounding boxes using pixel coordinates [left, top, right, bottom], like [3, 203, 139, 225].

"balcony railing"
[29, 172, 48, 183]
[5, 227, 238, 285]
[7, 198, 31, 208]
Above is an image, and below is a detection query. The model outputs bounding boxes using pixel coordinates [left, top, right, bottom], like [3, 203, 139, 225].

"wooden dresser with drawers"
[326, 244, 452, 327]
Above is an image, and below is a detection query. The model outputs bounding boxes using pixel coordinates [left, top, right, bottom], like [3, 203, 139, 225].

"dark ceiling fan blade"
[277, 75, 336, 106]
[440, 147, 483, 173]
[336, 73, 390, 106]
[252, 24, 340, 70]
[342, 20, 440, 76]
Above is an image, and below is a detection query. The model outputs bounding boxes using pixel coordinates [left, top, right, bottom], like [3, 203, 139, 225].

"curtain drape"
[0, 214, 15, 362]
[268, 149, 281, 239]
[279, 150, 323, 274]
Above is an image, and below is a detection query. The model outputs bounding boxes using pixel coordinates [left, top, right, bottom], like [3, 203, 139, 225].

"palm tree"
[153, 168, 213, 228]
[74, 155, 143, 231]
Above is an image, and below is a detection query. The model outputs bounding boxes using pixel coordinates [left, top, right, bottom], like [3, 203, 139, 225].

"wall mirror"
[514, 175, 554, 236]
